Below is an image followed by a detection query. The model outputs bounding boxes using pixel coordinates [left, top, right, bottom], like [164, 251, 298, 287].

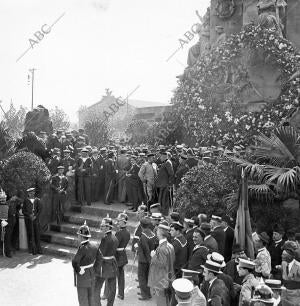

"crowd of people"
[42, 128, 242, 224]
[73, 204, 300, 306]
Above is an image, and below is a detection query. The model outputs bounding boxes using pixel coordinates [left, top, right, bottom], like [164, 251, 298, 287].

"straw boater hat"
[211, 215, 222, 223]
[238, 258, 256, 270]
[150, 212, 163, 221]
[201, 252, 224, 274]
[251, 284, 276, 304]
[172, 278, 193, 303]
[184, 218, 195, 225]
[265, 279, 285, 291]
[27, 187, 35, 193]
[207, 252, 226, 268]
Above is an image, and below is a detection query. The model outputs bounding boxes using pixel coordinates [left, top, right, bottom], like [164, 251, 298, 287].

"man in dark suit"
[47, 148, 61, 175]
[170, 221, 188, 278]
[183, 217, 197, 260]
[131, 204, 147, 252]
[75, 148, 92, 206]
[186, 148, 198, 169]
[22, 187, 42, 255]
[155, 151, 174, 216]
[222, 215, 234, 262]
[115, 211, 131, 300]
[50, 166, 68, 224]
[200, 222, 219, 253]
[137, 218, 158, 301]
[72, 221, 101, 306]
[269, 224, 285, 280]
[188, 228, 209, 283]
[201, 256, 230, 306]
[210, 215, 226, 256]
[94, 215, 118, 306]
[61, 149, 75, 174]
[91, 149, 102, 202]
[98, 148, 106, 201]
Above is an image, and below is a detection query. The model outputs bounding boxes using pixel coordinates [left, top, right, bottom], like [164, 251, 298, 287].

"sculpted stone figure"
[187, 9, 211, 67]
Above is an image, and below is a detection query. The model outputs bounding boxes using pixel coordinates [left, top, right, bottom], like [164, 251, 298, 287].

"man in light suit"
[155, 151, 174, 216]
[116, 148, 131, 203]
[148, 221, 175, 306]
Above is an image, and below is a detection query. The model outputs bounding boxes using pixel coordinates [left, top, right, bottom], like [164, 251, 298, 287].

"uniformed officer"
[131, 204, 147, 253]
[115, 211, 131, 300]
[170, 221, 188, 277]
[183, 218, 197, 260]
[50, 165, 68, 224]
[0, 190, 9, 257]
[137, 217, 158, 301]
[72, 221, 101, 306]
[171, 278, 194, 305]
[22, 187, 42, 255]
[94, 215, 118, 306]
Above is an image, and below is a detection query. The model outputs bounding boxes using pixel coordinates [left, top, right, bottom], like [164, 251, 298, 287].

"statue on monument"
[215, 0, 236, 19]
[257, 0, 286, 37]
[187, 8, 211, 67]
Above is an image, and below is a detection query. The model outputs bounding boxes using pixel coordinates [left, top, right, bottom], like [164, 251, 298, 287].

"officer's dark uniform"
[137, 219, 158, 299]
[94, 218, 118, 306]
[131, 222, 142, 252]
[184, 220, 196, 260]
[72, 222, 101, 306]
[22, 189, 42, 255]
[50, 167, 68, 224]
[171, 234, 188, 277]
[115, 222, 130, 299]
[75, 152, 92, 206]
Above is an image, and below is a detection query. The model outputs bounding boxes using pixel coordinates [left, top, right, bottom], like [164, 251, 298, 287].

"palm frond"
[264, 165, 300, 192]
[248, 183, 275, 202]
[252, 126, 300, 167]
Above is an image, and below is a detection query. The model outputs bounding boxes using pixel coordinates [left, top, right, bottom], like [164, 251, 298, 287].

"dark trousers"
[77, 176, 91, 205]
[138, 262, 151, 298]
[117, 265, 125, 297]
[94, 276, 116, 306]
[24, 218, 42, 254]
[91, 176, 100, 202]
[77, 286, 94, 306]
[158, 187, 170, 216]
[51, 193, 66, 224]
[4, 218, 16, 256]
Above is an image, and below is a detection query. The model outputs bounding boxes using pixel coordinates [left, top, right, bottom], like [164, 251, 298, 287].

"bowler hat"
[258, 232, 270, 244]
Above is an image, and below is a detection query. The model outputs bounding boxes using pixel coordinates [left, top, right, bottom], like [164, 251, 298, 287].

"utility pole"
[29, 68, 36, 110]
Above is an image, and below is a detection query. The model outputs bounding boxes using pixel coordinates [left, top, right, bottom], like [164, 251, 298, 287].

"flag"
[234, 169, 255, 259]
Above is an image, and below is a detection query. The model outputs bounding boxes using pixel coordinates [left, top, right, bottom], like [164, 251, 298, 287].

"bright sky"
[0, 0, 210, 122]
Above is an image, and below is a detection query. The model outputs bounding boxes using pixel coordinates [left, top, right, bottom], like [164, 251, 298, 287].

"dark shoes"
[117, 294, 124, 300]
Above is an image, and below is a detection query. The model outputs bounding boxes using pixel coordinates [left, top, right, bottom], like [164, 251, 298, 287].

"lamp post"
[29, 68, 36, 110]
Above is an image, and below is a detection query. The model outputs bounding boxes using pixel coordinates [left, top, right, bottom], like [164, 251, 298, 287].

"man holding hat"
[94, 215, 118, 306]
[172, 277, 200, 306]
[236, 258, 259, 306]
[50, 165, 68, 224]
[72, 221, 100, 306]
[75, 148, 92, 206]
[137, 217, 158, 301]
[148, 221, 175, 306]
[22, 187, 42, 255]
[115, 211, 130, 300]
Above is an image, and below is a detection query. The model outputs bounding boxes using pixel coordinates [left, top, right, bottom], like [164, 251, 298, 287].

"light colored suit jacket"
[148, 240, 175, 290]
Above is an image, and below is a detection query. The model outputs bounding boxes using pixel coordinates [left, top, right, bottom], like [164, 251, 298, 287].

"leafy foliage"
[0, 121, 15, 160]
[174, 159, 238, 218]
[50, 106, 70, 131]
[84, 119, 110, 147]
[125, 119, 150, 144]
[4, 103, 27, 138]
[228, 126, 300, 202]
[0, 151, 51, 197]
[159, 24, 300, 147]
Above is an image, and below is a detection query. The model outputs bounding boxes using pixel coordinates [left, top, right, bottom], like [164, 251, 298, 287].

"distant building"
[133, 105, 173, 123]
[78, 93, 171, 134]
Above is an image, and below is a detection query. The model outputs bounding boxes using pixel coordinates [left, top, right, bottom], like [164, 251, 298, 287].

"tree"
[4, 103, 27, 138]
[125, 120, 150, 144]
[84, 119, 110, 147]
[50, 106, 70, 131]
[174, 159, 238, 218]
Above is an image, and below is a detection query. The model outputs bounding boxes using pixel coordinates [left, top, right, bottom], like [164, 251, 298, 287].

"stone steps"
[41, 202, 139, 270]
